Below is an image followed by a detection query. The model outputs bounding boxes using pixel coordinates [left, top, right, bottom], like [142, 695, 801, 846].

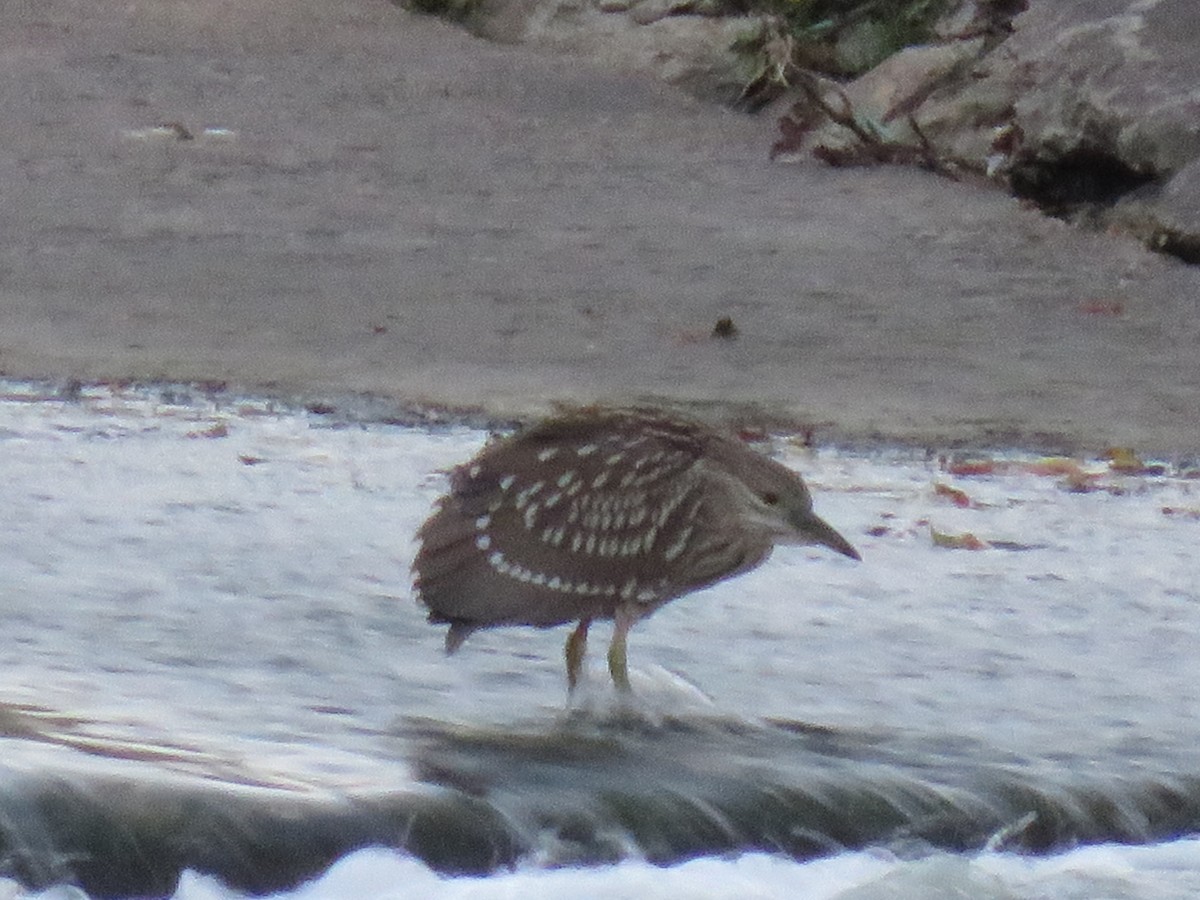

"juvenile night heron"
[413, 407, 859, 692]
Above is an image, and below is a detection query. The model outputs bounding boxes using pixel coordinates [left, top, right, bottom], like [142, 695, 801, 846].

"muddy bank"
[2, 0, 1198, 452]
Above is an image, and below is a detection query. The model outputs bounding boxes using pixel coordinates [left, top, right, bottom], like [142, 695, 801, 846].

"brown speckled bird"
[412, 407, 859, 692]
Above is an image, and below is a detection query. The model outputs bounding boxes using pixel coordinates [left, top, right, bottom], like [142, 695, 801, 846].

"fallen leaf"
[1063, 470, 1095, 492]
[711, 316, 738, 339]
[1103, 447, 1166, 476]
[931, 526, 988, 550]
[944, 458, 997, 477]
[1023, 457, 1085, 478]
[933, 482, 973, 508]
[186, 422, 228, 439]
[1077, 299, 1124, 316]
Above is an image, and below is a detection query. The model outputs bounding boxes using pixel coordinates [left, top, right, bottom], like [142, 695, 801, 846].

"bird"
[412, 406, 859, 693]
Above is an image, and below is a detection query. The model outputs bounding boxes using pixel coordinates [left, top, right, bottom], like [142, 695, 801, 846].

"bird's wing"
[413, 409, 726, 627]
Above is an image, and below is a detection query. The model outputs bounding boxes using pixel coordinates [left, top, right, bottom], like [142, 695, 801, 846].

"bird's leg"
[565, 618, 591, 693]
[607, 606, 635, 693]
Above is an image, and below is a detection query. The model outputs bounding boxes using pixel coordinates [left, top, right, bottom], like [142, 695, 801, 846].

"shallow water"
[2, 381, 1200, 898]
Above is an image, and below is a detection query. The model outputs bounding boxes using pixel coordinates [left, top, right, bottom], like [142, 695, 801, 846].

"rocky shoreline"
[454, 0, 1200, 263]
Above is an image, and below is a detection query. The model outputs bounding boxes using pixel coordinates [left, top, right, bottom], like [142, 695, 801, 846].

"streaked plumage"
[412, 407, 859, 691]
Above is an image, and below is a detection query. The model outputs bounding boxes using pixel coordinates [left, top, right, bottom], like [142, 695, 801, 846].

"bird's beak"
[793, 510, 861, 561]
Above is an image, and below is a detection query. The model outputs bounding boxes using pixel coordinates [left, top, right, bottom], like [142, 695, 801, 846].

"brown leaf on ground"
[933, 482, 973, 508]
[943, 458, 998, 477]
[1077, 299, 1125, 317]
[1061, 469, 1101, 492]
[1103, 447, 1166, 476]
[931, 526, 988, 550]
[1104, 447, 1143, 472]
[769, 102, 820, 160]
[186, 422, 229, 439]
[711, 316, 738, 339]
[1023, 457, 1085, 477]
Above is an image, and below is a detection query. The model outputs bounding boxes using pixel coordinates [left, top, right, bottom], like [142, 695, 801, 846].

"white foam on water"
[12, 838, 1179, 900]
[12, 834, 1200, 899]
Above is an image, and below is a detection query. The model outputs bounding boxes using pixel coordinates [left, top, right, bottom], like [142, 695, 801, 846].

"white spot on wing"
[662, 524, 694, 562]
[488, 551, 512, 576]
[514, 481, 544, 509]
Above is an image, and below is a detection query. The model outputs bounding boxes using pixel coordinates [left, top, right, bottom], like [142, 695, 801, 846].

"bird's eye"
[760, 491, 780, 506]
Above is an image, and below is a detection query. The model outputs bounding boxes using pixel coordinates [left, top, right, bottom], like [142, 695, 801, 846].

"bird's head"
[704, 436, 861, 561]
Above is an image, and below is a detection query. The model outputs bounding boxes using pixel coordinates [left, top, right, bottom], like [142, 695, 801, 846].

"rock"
[849, 39, 986, 128]
[913, 46, 1032, 168]
[934, 0, 1026, 40]
[1114, 157, 1200, 263]
[776, 0, 1200, 262]
[975, 0, 1200, 258]
[474, 0, 761, 104]
[456, 0, 1200, 261]
[777, 39, 988, 160]
[1004, 1, 1200, 174]
[1157, 160, 1200, 239]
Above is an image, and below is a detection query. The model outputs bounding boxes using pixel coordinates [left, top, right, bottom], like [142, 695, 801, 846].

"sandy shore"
[3, 0, 1198, 452]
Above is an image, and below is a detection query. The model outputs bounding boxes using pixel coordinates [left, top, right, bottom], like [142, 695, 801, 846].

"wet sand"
[3, 0, 1199, 452]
